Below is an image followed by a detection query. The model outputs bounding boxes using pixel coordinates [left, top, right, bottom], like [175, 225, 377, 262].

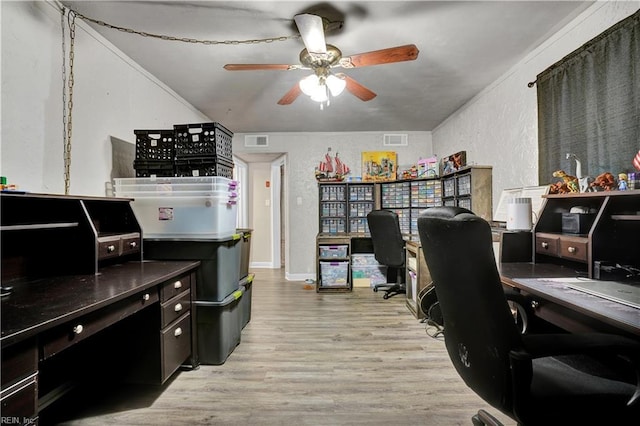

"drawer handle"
[129, 241, 137, 248]
[541, 242, 549, 249]
[174, 303, 183, 312]
[73, 324, 84, 335]
[174, 281, 182, 289]
[142, 293, 150, 301]
[174, 327, 183, 337]
[107, 245, 116, 253]
[567, 246, 576, 253]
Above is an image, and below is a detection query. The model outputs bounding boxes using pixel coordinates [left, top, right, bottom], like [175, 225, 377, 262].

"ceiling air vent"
[245, 135, 269, 147]
[383, 134, 408, 146]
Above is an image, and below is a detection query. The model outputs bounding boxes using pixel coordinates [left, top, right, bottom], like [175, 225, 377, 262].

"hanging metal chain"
[71, 9, 300, 45]
[61, 7, 67, 186]
[64, 10, 77, 195]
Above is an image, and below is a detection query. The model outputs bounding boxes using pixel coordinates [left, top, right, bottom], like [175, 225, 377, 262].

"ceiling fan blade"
[224, 64, 297, 71]
[277, 84, 303, 105]
[339, 74, 377, 101]
[339, 44, 419, 68]
[294, 14, 327, 54]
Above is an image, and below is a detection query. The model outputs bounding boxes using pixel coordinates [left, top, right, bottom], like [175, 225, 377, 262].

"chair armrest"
[512, 333, 640, 406]
[520, 333, 640, 359]
[503, 288, 533, 334]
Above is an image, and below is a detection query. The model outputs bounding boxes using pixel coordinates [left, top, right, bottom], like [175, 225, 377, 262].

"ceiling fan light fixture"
[310, 85, 328, 103]
[326, 74, 346, 96]
[299, 74, 320, 96]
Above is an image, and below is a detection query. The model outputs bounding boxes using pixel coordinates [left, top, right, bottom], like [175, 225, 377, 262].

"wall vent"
[245, 135, 269, 147]
[383, 134, 408, 146]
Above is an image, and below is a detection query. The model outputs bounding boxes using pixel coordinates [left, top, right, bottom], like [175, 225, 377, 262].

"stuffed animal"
[549, 181, 570, 194]
[552, 170, 579, 193]
[590, 172, 617, 191]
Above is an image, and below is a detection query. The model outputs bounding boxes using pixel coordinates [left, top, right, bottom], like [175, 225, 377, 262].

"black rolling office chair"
[367, 209, 406, 299]
[417, 206, 640, 426]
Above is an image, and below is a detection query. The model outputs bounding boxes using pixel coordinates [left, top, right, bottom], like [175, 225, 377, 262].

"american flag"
[633, 150, 640, 171]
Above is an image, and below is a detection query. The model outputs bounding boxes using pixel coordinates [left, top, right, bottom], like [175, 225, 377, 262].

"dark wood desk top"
[500, 262, 640, 338]
[1, 260, 199, 347]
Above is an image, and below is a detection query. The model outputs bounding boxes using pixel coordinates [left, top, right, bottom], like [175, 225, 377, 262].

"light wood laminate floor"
[48, 268, 515, 425]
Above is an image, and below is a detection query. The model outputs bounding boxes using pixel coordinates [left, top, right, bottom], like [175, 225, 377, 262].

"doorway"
[234, 153, 287, 271]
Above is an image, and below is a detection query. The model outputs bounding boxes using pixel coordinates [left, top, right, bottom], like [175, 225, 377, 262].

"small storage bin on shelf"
[319, 261, 349, 287]
[351, 254, 387, 288]
[319, 245, 348, 258]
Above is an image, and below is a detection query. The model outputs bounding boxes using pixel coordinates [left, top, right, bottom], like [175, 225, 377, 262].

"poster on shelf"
[441, 151, 467, 175]
[362, 151, 397, 182]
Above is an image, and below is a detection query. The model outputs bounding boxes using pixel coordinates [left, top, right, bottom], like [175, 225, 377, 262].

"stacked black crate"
[133, 130, 175, 177]
[174, 122, 234, 178]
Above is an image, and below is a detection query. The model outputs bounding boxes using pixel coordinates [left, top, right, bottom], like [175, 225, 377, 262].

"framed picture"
[441, 151, 467, 175]
[362, 151, 397, 182]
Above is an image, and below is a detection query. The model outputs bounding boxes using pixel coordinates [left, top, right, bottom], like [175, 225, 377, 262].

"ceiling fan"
[223, 14, 419, 106]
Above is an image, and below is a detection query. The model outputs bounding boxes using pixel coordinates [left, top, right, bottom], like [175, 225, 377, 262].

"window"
[536, 9, 639, 183]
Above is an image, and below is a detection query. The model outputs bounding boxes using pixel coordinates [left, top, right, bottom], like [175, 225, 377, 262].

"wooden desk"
[1, 193, 200, 424]
[500, 262, 639, 339]
[1, 260, 199, 424]
[405, 240, 432, 319]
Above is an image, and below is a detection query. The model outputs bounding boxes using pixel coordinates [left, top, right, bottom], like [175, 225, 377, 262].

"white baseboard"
[249, 262, 277, 269]
[285, 272, 316, 282]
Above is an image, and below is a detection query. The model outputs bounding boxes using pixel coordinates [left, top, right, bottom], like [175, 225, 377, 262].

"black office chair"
[417, 206, 640, 426]
[367, 209, 406, 299]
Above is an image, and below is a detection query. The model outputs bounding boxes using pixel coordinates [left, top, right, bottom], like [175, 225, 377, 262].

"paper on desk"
[541, 277, 596, 283]
[524, 277, 640, 309]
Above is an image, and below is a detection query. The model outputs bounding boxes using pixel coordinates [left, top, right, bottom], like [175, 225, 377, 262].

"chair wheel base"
[472, 409, 505, 426]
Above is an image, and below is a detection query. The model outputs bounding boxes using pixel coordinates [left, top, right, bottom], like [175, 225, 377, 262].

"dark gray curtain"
[537, 9, 639, 184]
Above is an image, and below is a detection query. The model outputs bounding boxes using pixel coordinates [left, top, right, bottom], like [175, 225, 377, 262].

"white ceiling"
[61, 1, 593, 133]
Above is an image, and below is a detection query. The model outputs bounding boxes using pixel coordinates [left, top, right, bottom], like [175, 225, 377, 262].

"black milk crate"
[175, 157, 234, 179]
[134, 129, 175, 161]
[174, 122, 233, 161]
[133, 160, 175, 177]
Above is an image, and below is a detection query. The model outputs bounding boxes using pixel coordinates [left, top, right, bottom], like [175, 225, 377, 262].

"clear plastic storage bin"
[114, 176, 237, 196]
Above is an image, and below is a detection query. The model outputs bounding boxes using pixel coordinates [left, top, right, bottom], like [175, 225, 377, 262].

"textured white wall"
[432, 1, 640, 215]
[234, 131, 433, 279]
[1, 1, 208, 195]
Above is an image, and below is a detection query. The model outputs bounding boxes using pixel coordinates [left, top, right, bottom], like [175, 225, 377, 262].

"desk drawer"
[161, 290, 191, 328]
[161, 312, 191, 382]
[1, 339, 37, 389]
[160, 273, 192, 302]
[535, 234, 559, 256]
[121, 235, 141, 256]
[97, 235, 122, 260]
[41, 289, 158, 359]
[558, 236, 588, 263]
[97, 233, 141, 260]
[0, 372, 37, 422]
